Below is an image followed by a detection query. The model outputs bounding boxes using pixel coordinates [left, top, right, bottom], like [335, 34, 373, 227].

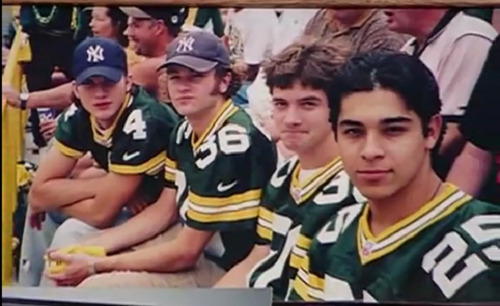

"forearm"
[447, 142, 492, 196]
[29, 177, 101, 211]
[27, 83, 73, 109]
[214, 245, 269, 288]
[82, 201, 178, 254]
[95, 238, 197, 274]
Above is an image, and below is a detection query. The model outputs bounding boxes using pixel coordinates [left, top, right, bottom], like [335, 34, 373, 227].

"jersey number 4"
[123, 109, 147, 140]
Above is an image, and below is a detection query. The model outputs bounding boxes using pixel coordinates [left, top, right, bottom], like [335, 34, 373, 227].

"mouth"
[356, 170, 392, 181]
[93, 102, 112, 110]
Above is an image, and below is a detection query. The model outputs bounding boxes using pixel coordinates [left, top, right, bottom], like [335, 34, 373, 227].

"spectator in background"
[120, 6, 188, 103]
[385, 8, 498, 176]
[224, 8, 279, 106]
[19, 5, 77, 149]
[192, 8, 225, 37]
[303, 9, 408, 53]
[447, 35, 500, 204]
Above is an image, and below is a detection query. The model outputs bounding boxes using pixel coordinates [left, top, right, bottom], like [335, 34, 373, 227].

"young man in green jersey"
[289, 51, 500, 303]
[214, 38, 365, 300]
[26, 37, 179, 286]
[45, 31, 277, 288]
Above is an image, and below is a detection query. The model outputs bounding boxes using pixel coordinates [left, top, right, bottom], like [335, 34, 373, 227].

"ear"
[424, 114, 442, 150]
[218, 71, 231, 94]
[72, 81, 80, 100]
[125, 75, 132, 92]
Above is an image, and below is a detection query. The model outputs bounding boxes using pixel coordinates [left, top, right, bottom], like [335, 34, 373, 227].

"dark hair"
[215, 65, 241, 100]
[264, 36, 350, 99]
[105, 7, 129, 47]
[329, 50, 444, 159]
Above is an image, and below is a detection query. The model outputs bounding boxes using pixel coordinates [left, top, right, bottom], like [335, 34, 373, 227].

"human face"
[124, 17, 160, 56]
[166, 65, 229, 118]
[272, 82, 333, 155]
[89, 7, 116, 39]
[383, 9, 422, 35]
[336, 88, 440, 201]
[74, 76, 129, 125]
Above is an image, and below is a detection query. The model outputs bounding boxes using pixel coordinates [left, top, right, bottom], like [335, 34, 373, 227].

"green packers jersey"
[290, 183, 500, 303]
[55, 85, 180, 203]
[164, 100, 277, 271]
[247, 156, 365, 300]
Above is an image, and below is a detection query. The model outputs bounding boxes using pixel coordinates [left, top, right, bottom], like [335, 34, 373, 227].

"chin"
[355, 185, 395, 202]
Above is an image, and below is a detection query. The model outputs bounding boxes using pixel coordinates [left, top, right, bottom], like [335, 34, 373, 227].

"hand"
[126, 198, 148, 216]
[2, 84, 21, 108]
[29, 211, 46, 230]
[232, 60, 248, 78]
[45, 251, 96, 287]
[40, 119, 57, 141]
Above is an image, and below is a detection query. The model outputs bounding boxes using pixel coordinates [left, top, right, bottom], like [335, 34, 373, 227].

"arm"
[214, 244, 270, 288]
[447, 142, 492, 196]
[95, 225, 213, 273]
[58, 171, 143, 229]
[28, 146, 101, 212]
[436, 35, 494, 154]
[79, 187, 178, 254]
[2, 82, 73, 109]
[129, 58, 164, 96]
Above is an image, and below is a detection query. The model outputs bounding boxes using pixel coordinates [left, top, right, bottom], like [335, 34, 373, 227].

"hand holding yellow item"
[45, 245, 106, 274]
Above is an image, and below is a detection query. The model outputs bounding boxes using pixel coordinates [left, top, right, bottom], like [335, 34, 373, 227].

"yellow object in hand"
[45, 245, 106, 274]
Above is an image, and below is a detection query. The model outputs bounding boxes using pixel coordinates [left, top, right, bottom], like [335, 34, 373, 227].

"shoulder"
[124, 86, 179, 126]
[225, 107, 273, 145]
[443, 12, 497, 44]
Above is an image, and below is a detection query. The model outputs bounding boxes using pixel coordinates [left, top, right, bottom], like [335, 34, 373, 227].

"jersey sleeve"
[163, 122, 182, 189]
[109, 108, 169, 176]
[53, 104, 86, 159]
[185, 124, 277, 233]
[255, 184, 275, 245]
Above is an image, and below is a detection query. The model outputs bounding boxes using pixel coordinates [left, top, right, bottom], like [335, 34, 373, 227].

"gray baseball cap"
[158, 31, 231, 73]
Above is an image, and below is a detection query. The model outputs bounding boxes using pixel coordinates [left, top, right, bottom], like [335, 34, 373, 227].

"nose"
[123, 26, 131, 37]
[360, 133, 384, 161]
[283, 106, 302, 127]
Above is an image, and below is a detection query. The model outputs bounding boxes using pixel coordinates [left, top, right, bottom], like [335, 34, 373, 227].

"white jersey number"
[422, 215, 500, 299]
[196, 124, 250, 169]
[123, 109, 147, 140]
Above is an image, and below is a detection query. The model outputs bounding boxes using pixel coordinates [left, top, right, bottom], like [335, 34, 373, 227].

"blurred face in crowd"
[271, 81, 333, 155]
[383, 9, 424, 35]
[335, 88, 440, 201]
[124, 17, 163, 57]
[166, 65, 230, 119]
[74, 76, 130, 126]
[89, 7, 118, 40]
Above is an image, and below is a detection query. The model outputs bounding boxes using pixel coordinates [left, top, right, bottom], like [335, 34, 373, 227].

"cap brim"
[119, 7, 152, 19]
[76, 66, 124, 85]
[157, 55, 218, 73]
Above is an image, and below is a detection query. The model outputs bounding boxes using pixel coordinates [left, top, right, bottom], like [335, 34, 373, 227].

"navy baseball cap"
[73, 37, 127, 85]
[158, 31, 231, 73]
[119, 6, 187, 29]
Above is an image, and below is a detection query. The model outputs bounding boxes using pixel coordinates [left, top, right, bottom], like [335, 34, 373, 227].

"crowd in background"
[1, 4, 499, 295]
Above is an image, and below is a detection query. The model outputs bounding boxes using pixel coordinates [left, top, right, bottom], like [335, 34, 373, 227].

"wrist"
[93, 256, 114, 273]
[19, 92, 30, 110]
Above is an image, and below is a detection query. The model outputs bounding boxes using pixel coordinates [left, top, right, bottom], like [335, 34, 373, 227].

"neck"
[413, 9, 448, 46]
[336, 10, 372, 30]
[189, 98, 226, 137]
[95, 118, 114, 130]
[150, 34, 170, 58]
[368, 161, 442, 237]
[298, 133, 339, 169]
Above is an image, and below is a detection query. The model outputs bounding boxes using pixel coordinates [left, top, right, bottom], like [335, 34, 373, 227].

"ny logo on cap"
[87, 45, 105, 63]
[176, 36, 195, 53]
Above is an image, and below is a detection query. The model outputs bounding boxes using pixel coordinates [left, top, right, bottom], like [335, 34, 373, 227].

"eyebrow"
[339, 116, 413, 127]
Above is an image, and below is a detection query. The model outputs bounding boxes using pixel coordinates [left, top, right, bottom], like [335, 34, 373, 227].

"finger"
[48, 252, 74, 263]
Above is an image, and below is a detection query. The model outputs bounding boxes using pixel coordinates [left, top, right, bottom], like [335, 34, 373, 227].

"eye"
[384, 126, 407, 135]
[342, 128, 363, 137]
[301, 101, 317, 109]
